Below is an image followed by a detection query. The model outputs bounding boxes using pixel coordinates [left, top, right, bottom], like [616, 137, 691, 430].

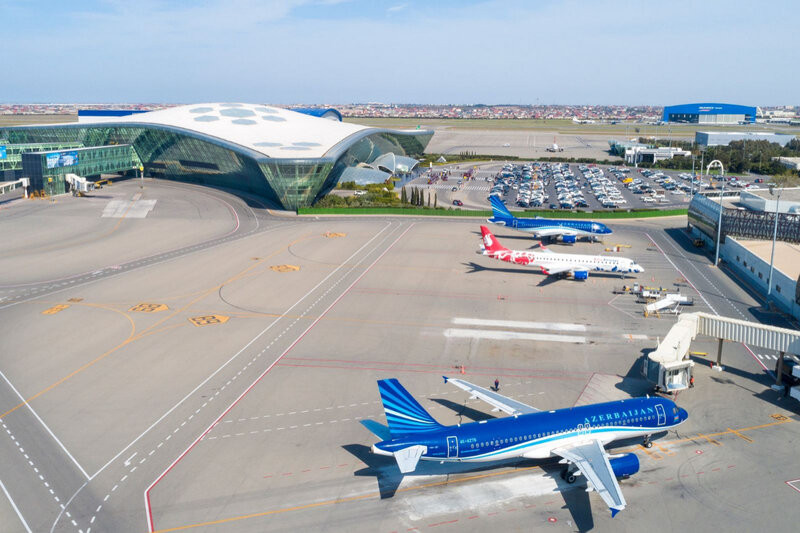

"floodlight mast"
[709, 160, 725, 266]
[765, 185, 782, 306]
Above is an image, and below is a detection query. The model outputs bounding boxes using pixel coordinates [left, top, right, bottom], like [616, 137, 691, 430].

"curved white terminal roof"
[83, 103, 371, 159]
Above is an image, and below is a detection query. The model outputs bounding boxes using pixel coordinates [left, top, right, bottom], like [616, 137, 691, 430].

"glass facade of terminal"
[0, 141, 84, 175]
[22, 144, 141, 196]
[0, 125, 432, 209]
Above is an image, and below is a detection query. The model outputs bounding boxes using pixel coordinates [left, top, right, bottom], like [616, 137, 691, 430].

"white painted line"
[444, 328, 586, 344]
[124, 452, 137, 466]
[94, 224, 397, 483]
[143, 222, 410, 532]
[452, 317, 587, 332]
[0, 368, 90, 480]
[645, 232, 716, 314]
[0, 478, 32, 533]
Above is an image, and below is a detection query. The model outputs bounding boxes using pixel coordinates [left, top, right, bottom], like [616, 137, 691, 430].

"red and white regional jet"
[478, 226, 643, 280]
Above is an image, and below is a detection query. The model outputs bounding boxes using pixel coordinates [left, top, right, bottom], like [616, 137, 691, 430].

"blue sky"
[2, 0, 797, 105]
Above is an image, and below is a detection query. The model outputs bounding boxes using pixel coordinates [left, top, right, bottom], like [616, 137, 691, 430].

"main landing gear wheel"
[643, 436, 653, 448]
[560, 468, 577, 484]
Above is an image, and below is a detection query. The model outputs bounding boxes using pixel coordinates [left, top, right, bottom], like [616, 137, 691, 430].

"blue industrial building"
[662, 103, 756, 125]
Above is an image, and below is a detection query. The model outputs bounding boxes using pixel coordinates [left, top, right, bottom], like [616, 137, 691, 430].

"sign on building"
[46, 150, 79, 169]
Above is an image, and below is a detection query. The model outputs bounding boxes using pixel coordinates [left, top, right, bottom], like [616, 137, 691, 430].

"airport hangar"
[0, 103, 432, 209]
[662, 103, 757, 125]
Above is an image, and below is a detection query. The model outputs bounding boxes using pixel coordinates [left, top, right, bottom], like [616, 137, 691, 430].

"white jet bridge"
[0, 178, 29, 197]
[65, 173, 95, 195]
[643, 312, 800, 398]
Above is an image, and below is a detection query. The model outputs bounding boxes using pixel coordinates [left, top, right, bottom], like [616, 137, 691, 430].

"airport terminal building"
[0, 104, 432, 209]
[662, 103, 756, 125]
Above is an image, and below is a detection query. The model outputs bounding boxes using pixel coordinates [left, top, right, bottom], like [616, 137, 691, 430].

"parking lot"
[412, 161, 770, 213]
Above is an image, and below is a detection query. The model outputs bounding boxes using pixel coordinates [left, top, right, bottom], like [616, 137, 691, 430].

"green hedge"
[297, 207, 688, 218]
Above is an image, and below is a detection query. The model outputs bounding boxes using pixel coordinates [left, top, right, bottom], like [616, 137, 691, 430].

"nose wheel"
[643, 435, 653, 448]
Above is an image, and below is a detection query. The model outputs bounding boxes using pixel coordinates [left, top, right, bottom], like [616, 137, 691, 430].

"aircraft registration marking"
[189, 315, 230, 327]
[130, 303, 168, 313]
[42, 304, 70, 315]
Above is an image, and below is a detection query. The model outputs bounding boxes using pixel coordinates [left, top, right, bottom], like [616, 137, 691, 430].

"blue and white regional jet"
[364, 377, 688, 516]
[488, 196, 612, 243]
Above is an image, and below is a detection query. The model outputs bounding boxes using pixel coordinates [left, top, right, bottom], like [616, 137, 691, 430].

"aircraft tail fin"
[378, 379, 443, 437]
[489, 195, 514, 219]
[479, 226, 509, 254]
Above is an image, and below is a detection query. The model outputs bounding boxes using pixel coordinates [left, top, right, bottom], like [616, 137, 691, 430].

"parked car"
[452, 199, 463, 206]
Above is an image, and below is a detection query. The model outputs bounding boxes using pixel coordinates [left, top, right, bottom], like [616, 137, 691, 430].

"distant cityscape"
[1, 103, 798, 123]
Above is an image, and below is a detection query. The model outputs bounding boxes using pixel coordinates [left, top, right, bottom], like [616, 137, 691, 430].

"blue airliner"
[488, 195, 612, 242]
[364, 377, 688, 517]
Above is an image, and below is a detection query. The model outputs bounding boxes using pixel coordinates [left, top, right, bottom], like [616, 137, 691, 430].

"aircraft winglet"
[611, 508, 622, 518]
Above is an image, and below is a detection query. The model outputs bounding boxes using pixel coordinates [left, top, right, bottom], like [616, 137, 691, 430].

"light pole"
[709, 160, 725, 266]
[766, 185, 782, 306]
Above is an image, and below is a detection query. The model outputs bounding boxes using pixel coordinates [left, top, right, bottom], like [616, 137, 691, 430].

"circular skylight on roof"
[190, 107, 214, 114]
[220, 103, 244, 107]
[255, 107, 278, 114]
[220, 108, 256, 118]
[254, 142, 282, 147]
[194, 115, 220, 122]
[262, 115, 286, 122]
[293, 142, 322, 147]
[232, 119, 257, 125]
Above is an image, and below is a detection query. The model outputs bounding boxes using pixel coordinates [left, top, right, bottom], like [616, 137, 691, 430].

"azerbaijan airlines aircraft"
[364, 377, 688, 516]
[488, 196, 612, 243]
[479, 225, 643, 280]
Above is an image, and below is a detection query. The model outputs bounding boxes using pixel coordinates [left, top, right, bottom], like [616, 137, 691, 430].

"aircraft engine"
[561, 235, 577, 244]
[609, 453, 639, 478]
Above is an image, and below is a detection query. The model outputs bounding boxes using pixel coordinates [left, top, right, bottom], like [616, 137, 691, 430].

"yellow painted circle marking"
[771, 413, 789, 421]
[129, 303, 168, 313]
[42, 304, 70, 315]
[270, 265, 300, 273]
[67, 297, 83, 302]
[323, 232, 346, 238]
[189, 315, 230, 327]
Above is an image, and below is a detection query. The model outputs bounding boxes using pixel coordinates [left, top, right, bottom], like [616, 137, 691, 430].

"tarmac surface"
[0, 178, 798, 533]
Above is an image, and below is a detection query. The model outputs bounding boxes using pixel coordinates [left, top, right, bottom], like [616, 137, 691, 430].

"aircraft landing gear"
[560, 467, 577, 484]
[643, 435, 653, 448]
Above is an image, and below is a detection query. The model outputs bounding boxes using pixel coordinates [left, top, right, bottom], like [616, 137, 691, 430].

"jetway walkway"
[643, 312, 800, 396]
[0, 178, 29, 197]
[65, 173, 96, 195]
